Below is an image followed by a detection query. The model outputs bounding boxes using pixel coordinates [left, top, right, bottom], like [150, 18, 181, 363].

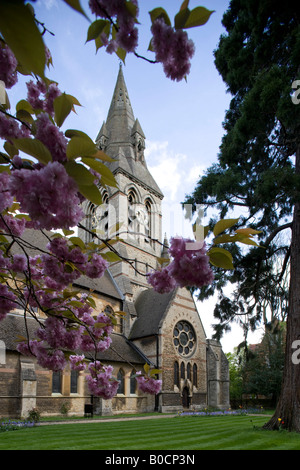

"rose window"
[173, 321, 196, 357]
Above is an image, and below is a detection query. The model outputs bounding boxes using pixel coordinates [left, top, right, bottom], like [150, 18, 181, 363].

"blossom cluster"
[151, 18, 195, 81]
[136, 372, 162, 395]
[147, 237, 214, 294]
[0, 43, 18, 89]
[85, 362, 119, 398]
[27, 80, 61, 117]
[88, 0, 139, 54]
[9, 161, 84, 231]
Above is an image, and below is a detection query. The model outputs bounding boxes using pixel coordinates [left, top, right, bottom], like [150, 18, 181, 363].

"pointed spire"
[95, 65, 164, 198]
[106, 64, 135, 133]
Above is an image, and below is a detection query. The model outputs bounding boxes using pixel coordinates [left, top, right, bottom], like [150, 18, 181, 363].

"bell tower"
[81, 65, 164, 324]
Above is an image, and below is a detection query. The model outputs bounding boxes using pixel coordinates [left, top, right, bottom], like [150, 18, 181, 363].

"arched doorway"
[182, 386, 190, 409]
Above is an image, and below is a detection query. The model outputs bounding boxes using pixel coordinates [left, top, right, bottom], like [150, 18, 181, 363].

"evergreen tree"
[186, 0, 300, 430]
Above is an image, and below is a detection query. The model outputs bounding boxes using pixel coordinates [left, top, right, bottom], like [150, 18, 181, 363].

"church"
[0, 66, 229, 418]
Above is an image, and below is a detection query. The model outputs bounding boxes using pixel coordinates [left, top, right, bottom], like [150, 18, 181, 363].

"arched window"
[193, 364, 197, 387]
[130, 370, 136, 394]
[98, 192, 109, 239]
[145, 199, 151, 242]
[70, 370, 79, 394]
[128, 189, 138, 239]
[187, 363, 191, 381]
[105, 305, 123, 334]
[52, 371, 62, 394]
[174, 361, 179, 387]
[180, 362, 185, 380]
[86, 202, 96, 242]
[117, 369, 125, 394]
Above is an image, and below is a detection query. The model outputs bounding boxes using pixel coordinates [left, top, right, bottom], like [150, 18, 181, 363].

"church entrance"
[182, 387, 190, 409]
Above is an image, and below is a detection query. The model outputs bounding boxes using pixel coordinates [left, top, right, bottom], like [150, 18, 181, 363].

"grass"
[1, 415, 300, 450]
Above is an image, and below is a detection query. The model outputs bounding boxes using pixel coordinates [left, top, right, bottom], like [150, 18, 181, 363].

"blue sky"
[6, 0, 263, 351]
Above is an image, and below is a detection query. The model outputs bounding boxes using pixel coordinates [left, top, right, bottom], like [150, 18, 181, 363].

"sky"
[6, 0, 264, 352]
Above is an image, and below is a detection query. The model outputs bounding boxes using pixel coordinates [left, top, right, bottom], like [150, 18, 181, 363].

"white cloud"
[146, 140, 206, 239]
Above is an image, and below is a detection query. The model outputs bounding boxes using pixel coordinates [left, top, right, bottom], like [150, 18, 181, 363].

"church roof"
[129, 288, 176, 339]
[9, 229, 123, 301]
[95, 65, 163, 198]
[0, 314, 146, 365]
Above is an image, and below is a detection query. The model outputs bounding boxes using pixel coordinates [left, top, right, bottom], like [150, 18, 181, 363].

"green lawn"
[1, 415, 300, 450]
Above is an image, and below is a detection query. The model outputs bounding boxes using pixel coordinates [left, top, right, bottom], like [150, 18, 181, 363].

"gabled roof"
[129, 288, 176, 339]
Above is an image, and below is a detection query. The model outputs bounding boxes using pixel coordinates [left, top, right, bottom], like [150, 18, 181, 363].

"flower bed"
[0, 420, 36, 433]
[178, 407, 265, 417]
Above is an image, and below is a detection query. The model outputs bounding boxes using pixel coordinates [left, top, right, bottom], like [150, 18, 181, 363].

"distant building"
[0, 66, 229, 418]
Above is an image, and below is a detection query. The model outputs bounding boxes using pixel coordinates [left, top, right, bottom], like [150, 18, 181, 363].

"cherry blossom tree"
[0, 0, 257, 398]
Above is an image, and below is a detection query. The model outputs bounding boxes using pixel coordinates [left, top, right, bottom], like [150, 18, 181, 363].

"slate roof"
[9, 229, 123, 300]
[129, 288, 176, 339]
[0, 314, 146, 365]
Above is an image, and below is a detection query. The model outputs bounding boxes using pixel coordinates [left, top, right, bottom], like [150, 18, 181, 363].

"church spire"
[95, 65, 163, 198]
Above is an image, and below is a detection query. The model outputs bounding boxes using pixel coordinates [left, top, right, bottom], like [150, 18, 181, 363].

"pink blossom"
[147, 237, 214, 292]
[86, 361, 119, 398]
[151, 18, 195, 81]
[9, 161, 84, 230]
[0, 43, 18, 88]
[69, 354, 86, 371]
[0, 214, 26, 237]
[147, 266, 177, 294]
[0, 172, 14, 212]
[27, 81, 62, 117]
[168, 238, 214, 289]
[11, 254, 27, 273]
[18, 339, 67, 371]
[35, 113, 67, 162]
[88, 0, 138, 53]
[0, 284, 18, 321]
[136, 372, 162, 395]
[85, 253, 109, 278]
[0, 113, 31, 142]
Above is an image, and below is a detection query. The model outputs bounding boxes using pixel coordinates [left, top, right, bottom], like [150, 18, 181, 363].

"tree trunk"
[263, 145, 300, 432]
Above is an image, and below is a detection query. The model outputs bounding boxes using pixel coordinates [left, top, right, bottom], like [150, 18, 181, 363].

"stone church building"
[0, 66, 229, 419]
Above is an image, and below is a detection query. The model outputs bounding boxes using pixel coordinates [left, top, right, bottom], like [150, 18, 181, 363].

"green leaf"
[150, 369, 162, 377]
[101, 251, 121, 262]
[16, 99, 34, 114]
[77, 183, 103, 205]
[69, 236, 86, 250]
[54, 93, 74, 127]
[62, 0, 89, 20]
[81, 157, 117, 187]
[0, 1, 46, 80]
[65, 161, 95, 185]
[180, 0, 190, 10]
[116, 47, 127, 65]
[213, 218, 239, 237]
[86, 19, 110, 42]
[66, 135, 97, 160]
[235, 228, 262, 235]
[16, 109, 34, 124]
[208, 247, 234, 270]
[149, 8, 171, 26]
[13, 138, 52, 164]
[183, 6, 214, 29]
[174, 8, 191, 30]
